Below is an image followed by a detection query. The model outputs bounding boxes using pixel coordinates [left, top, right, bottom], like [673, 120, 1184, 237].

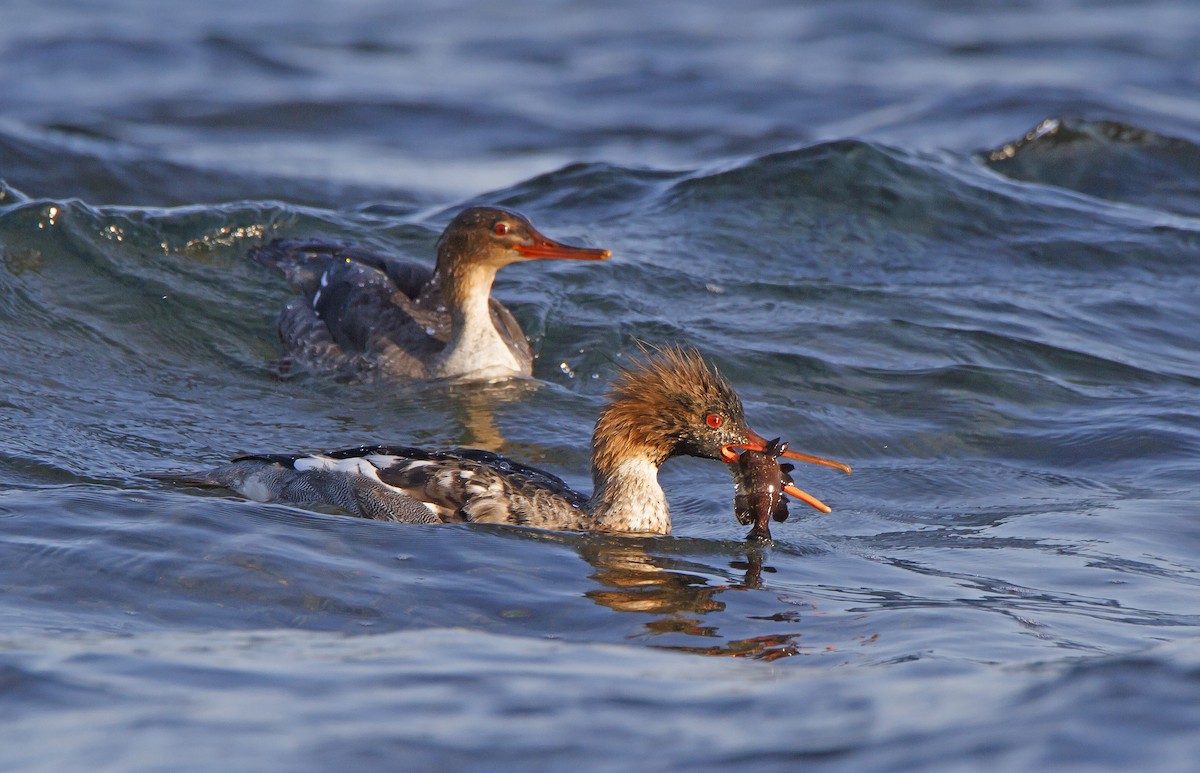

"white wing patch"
[294, 455, 383, 481]
[312, 269, 330, 311]
[365, 454, 411, 469]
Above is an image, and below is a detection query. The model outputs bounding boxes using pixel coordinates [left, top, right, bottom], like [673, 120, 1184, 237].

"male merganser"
[253, 206, 610, 381]
[151, 346, 850, 535]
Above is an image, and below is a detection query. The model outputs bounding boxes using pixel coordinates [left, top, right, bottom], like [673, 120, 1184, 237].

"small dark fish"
[733, 438, 797, 543]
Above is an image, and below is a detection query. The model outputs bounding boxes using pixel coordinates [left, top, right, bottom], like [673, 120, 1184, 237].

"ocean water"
[2, 1, 1200, 770]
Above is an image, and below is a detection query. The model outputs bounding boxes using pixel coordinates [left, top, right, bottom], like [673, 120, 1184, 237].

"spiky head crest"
[591, 344, 751, 475]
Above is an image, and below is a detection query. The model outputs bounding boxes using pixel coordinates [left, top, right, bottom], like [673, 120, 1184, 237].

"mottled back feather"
[235, 446, 589, 528]
[253, 239, 532, 380]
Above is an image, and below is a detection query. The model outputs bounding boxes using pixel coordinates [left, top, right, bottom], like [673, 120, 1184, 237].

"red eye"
[705, 414, 723, 428]
[494, 222, 510, 236]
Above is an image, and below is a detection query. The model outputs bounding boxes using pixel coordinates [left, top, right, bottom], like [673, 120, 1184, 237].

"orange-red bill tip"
[514, 242, 611, 260]
[733, 430, 853, 475]
[784, 483, 833, 514]
[779, 448, 852, 475]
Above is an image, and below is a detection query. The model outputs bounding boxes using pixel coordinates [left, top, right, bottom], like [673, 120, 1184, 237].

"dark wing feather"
[251, 240, 446, 379]
[232, 452, 306, 465]
[251, 240, 433, 300]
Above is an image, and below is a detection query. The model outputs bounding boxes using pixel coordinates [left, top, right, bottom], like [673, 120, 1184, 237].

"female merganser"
[152, 347, 850, 535]
[254, 206, 610, 381]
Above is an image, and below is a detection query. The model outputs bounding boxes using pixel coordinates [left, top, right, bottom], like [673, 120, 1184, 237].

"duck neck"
[588, 433, 672, 535]
[430, 260, 521, 378]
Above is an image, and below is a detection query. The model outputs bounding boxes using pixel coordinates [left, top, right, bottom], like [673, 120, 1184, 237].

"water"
[2, 0, 1200, 770]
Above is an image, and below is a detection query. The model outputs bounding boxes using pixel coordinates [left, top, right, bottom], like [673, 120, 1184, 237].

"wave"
[0, 121, 403, 208]
[985, 116, 1200, 217]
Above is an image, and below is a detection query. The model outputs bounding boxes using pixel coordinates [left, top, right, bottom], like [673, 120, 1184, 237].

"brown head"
[435, 206, 610, 274]
[592, 345, 851, 510]
[592, 346, 752, 474]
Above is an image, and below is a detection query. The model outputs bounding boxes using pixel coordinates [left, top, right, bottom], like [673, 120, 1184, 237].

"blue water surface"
[1, 1, 1199, 770]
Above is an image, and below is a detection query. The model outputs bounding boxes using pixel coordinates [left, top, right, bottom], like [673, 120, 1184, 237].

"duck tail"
[145, 458, 294, 502]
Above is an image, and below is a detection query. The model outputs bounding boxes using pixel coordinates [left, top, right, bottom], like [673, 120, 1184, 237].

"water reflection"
[574, 539, 810, 661]
[580, 541, 729, 615]
[444, 378, 542, 452]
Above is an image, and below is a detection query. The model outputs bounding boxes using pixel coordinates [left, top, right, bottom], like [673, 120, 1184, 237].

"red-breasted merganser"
[253, 206, 610, 381]
[151, 347, 850, 535]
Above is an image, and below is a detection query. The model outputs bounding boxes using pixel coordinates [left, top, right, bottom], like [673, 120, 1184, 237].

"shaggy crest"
[592, 344, 747, 473]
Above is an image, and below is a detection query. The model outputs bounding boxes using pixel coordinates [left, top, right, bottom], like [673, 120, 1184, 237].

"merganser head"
[435, 206, 611, 271]
[593, 345, 851, 512]
[594, 345, 752, 467]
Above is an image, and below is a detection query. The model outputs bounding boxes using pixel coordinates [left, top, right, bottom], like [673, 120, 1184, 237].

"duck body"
[170, 444, 593, 529]
[252, 207, 609, 381]
[153, 347, 850, 535]
[256, 240, 529, 380]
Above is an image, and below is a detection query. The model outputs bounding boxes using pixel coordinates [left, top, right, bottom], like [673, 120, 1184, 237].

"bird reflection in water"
[444, 377, 542, 452]
[576, 539, 815, 661]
